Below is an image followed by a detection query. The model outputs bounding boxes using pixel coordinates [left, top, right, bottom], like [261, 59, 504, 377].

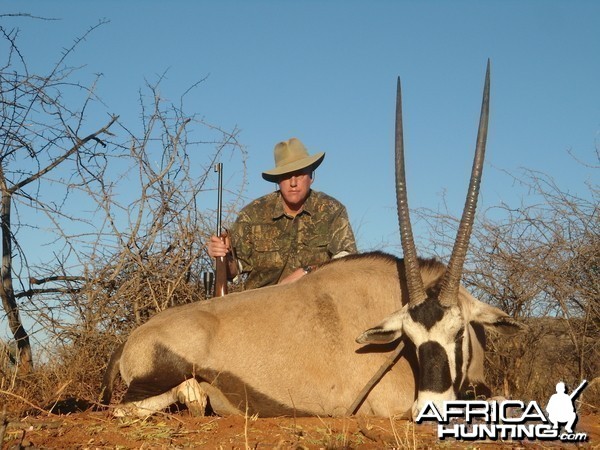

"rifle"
[569, 379, 588, 400]
[213, 163, 228, 297]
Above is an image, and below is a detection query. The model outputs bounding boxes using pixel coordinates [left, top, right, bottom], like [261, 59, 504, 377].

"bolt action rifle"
[213, 163, 228, 297]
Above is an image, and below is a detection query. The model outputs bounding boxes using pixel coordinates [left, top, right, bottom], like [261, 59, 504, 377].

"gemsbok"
[101, 61, 522, 418]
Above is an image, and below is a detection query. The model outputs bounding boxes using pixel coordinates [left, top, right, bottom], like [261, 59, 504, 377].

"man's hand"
[207, 234, 238, 279]
[207, 234, 231, 258]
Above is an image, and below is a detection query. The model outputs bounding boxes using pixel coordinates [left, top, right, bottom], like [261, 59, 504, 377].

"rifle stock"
[213, 163, 228, 297]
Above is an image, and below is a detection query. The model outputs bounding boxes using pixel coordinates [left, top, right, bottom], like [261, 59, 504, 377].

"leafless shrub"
[13, 82, 248, 411]
[1, 16, 246, 413]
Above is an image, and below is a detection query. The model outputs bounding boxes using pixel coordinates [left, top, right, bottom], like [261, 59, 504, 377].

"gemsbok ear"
[470, 301, 525, 336]
[356, 308, 406, 344]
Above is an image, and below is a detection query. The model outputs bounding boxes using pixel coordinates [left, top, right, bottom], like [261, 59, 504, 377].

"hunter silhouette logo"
[546, 380, 587, 435]
[416, 379, 588, 442]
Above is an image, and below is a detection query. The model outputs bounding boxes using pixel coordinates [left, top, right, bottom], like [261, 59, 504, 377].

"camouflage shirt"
[230, 190, 357, 290]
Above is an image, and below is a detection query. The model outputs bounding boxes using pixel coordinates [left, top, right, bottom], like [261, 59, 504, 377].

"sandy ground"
[2, 410, 598, 449]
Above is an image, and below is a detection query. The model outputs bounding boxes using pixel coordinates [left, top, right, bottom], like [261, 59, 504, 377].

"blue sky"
[3, 0, 599, 256]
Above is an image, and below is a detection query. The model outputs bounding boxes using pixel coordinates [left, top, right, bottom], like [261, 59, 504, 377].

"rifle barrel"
[569, 379, 588, 400]
[215, 163, 223, 235]
[213, 162, 227, 297]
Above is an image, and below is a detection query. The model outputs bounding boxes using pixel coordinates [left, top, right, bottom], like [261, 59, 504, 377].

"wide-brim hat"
[262, 138, 325, 182]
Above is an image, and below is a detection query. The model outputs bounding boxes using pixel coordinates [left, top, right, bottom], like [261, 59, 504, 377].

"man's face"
[277, 168, 313, 212]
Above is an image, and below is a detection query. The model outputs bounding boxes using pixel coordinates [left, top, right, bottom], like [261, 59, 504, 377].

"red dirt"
[2, 411, 598, 449]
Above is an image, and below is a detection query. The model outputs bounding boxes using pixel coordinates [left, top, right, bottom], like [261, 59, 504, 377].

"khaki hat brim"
[262, 152, 325, 182]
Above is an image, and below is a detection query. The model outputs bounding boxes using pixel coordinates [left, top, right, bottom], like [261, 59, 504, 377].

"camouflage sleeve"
[229, 211, 253, 274]
[328, 205, 357, 256]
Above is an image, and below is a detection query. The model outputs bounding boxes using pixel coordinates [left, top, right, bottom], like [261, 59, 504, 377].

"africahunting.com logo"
[416, 380, 588, 442]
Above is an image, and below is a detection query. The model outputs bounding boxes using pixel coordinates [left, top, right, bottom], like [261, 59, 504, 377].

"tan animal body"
[101, 62, 522, 418]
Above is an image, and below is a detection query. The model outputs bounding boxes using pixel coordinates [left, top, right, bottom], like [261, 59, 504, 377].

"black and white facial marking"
[356, 293, 471, 415]
[404, 296, 470, 411]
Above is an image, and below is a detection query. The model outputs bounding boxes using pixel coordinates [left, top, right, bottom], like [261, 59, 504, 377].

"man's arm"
[329, 205, 358, 257]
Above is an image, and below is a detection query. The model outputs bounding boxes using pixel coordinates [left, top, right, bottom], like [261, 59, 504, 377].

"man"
[207, 137, 357, 290]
